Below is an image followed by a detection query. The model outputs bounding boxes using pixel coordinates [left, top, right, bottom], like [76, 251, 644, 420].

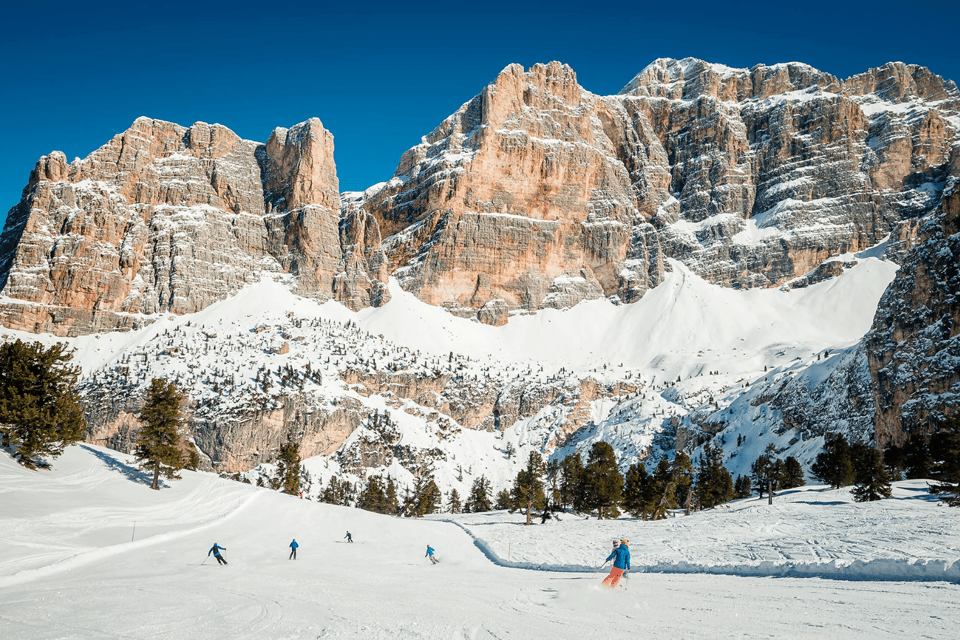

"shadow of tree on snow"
[80, 444, 168, 488]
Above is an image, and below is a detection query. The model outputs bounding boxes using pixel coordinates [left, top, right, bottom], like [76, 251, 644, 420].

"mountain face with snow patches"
[1, 58, 958, 492]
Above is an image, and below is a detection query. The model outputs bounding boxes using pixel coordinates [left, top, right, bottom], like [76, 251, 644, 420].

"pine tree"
[582, 441, 623, 519]
[322, 476, 349, 505]
[903, 435, 934, 479]
[811, 433, 855, 488]
[384, 476, 400, 515]
[928, 418, 960, 506]
[512, 452, 546, 525]
[465, 475, 493, 513]
[559, 453, 585, 512]
[276, 441, 301, 495]
[852, 447, 893, 502]
[645, 459, 676, 520]
[734, 474, 752, 499]
[545, 458, 561, 510]
[495, 488, 513, 510]
[357, 476, 387, 512]
[447, 488, 462, 514]
[694, 442, 734, 509]
[622, 461, 648, 517]
[0, 340, 85, 468]
[134, 379, 186, 490]
[405, 470, 442, 516]
[780, 456, 805, 490]
[750, 447, 776, 498]
[670, 451, 695, 509]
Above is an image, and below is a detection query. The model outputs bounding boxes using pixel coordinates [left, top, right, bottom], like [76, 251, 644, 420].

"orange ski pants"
[602, 567, 624, 588]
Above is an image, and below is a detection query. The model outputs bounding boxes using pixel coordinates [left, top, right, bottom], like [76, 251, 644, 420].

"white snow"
[1, 444, 958, 639]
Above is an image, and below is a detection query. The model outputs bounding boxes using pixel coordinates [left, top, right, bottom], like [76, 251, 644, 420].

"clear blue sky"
[2, 0, 958, 229]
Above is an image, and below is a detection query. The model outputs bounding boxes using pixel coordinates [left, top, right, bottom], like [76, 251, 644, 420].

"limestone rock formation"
[0, 117, 343, 336]
[866, 176, 960, 445]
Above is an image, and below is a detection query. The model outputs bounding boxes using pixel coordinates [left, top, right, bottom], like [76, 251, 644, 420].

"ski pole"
[201, 556, 208, 566]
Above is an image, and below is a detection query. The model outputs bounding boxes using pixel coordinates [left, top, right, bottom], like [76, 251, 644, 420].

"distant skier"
[289, 539, 299, 560]
[602, 539, 630, 588]
[208, 543, 228, 566]
[425, 545, 439, 564]
[344, 531, 353, 543]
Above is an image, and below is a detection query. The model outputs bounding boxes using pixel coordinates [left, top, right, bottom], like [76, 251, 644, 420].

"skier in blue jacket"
[602, 539, 630, 587]
[289, 539, 299, 560]
[208, 543, 227, 565]
[425, 545, 439, 564]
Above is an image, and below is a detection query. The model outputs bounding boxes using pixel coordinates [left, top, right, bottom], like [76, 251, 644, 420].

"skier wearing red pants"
[602, 539, 630, 587]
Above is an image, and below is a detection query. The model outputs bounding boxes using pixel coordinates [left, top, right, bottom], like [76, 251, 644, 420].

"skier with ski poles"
[425, 544, 439, 564]
[289, 539, 299, 560]
[601, 538, 630, 588]
[344, 531, 353, 543]
[208, 542, 228, 565]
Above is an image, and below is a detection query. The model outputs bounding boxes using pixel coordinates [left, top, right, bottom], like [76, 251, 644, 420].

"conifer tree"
[357, 476, 387, 513]
[512, 452, 547, 524]
[928, 418, 960, 506]
[734, 474, 752, 499]
[582, 441, 623, 519]
[559, 453, 585, 512]
[465, 475, 493, 513]
[0, 340, 85, 468]
[545, 458, 561, 510]
[645, 459, 676, 520]
[622, 461, 648, 517]
[903, 435, 934, 479]
[811, 433, 855, 488]
[750, 444, 779, 498]
[384, 476, 400, 515]
[405, 471, 442, 516]
[134, 379, 186, 490]
[322, 476, 349, 505]
[447, 488, 462, 514]
[695, 442, 734, 509]
[670, 451, 695, 509]
[852, 447, 893, 502]
[276, 441, 301, 495]
[780, 456, 805, 490]
[495, 488, 513, 510]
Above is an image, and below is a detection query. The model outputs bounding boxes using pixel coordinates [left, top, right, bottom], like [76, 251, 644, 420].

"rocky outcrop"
[866, 176, 960, 445]
[352, 59, 958, 322]
[0, 117, 343, 336]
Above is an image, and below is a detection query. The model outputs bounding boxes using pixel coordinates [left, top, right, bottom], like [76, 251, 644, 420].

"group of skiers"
[209, 535, 628, 587]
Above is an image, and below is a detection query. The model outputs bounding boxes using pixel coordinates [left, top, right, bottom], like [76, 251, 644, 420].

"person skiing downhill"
[425, 545, 438, 564]
[289, 539, 298, 560]
[344, 531, 353, 543]
[208, 543, 227, 565]
[602, 539, 630, 588]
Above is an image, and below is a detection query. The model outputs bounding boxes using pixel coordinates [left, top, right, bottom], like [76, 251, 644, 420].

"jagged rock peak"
[620, 57, 840, 101]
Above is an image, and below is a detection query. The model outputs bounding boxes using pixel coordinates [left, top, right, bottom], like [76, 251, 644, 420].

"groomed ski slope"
[2, 445, 959, 639]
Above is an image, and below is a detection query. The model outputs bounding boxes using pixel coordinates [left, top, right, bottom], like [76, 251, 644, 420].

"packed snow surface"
[2, 445, 958, 639]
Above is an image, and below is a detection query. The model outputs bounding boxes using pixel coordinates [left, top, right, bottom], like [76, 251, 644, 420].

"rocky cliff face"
[865, 176, 960, 445]
[3, 60, 957, 333]
[353, 59, 958, 323]
[0, 117, 343, 336]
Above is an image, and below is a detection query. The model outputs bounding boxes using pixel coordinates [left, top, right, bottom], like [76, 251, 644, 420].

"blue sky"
[2, 1, 958, 228]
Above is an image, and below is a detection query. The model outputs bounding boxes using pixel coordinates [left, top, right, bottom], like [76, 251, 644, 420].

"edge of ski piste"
[437, 518, 960, 583]
[0, 491, 263, 589]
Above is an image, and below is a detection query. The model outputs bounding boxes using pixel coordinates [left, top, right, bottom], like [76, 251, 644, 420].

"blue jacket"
[605, 545, 630, 570]
[426, 546, 435, 557]
[290, 540, 299, 549]
[209, 544, 225, 556]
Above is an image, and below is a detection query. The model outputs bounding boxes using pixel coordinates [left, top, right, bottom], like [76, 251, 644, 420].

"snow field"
[2, 445, 960, 639]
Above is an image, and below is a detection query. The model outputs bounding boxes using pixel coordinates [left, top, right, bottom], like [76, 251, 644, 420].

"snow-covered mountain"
[1, 58, 959, 491]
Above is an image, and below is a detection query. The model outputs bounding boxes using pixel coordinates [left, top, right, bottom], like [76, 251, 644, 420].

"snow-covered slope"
[1, 444, 957, 639]
[0, 249, 898, 497]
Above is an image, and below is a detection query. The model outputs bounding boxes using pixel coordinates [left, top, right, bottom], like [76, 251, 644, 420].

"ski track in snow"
[2, 445, 960, 639]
